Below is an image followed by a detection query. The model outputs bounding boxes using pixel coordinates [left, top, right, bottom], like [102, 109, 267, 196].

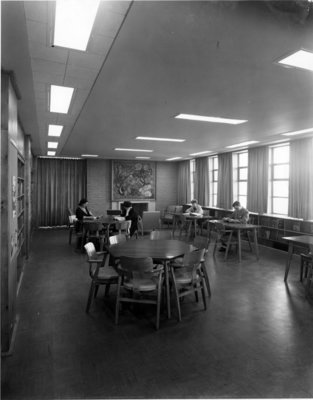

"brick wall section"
[155, 161, 178, 211]
[86, 159, 111, 215]
[87, 160, 179, 214]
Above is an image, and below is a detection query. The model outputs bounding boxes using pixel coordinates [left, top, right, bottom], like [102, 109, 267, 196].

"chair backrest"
[142, 211, 161, 232]
[193, 236, 209, 251]
[109, 234, 127, 245]
[119, 256, 154, 280]
[117, 220, 132, 234]
[182, 248, 206, 268]
[84, 242, 97, 259]
[69, 215, 77, 225]
[150, 229, 173, 240]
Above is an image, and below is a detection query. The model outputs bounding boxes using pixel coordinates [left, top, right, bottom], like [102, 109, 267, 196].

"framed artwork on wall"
[112, 160, 156, 200]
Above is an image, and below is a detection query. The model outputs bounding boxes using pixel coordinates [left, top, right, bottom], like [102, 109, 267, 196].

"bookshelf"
[204, 207, 313, 253]
[17, 156, 25, 284]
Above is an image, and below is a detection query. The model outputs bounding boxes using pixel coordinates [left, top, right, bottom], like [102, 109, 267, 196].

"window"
[233, 151, 248, 208]
[209, 156, 218, 206]
[190, 159, 196, 201]
[268, 144, 290, 215]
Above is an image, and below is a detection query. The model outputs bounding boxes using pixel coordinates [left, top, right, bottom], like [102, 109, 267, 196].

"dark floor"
[2, 228, 313, 399]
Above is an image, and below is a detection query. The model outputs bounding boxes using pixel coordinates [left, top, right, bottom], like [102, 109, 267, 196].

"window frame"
[209, 155, 218, 207]
[233, 150, 248, 208]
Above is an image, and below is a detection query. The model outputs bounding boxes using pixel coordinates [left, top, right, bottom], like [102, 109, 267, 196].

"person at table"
[186, 199, 204, 216]
[219, 201, 249, 251]
[75, 198, 93, 232]
[120, 201, 138, 237]
[223, 201, 249, 224]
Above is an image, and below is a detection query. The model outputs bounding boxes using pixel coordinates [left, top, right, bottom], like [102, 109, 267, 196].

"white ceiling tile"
[32, 70, 64, 85]
[87, 34, 113, 56]
[66, 65, 98, 81]
[31, 58, 66, 76]
[24, 1, 49, 24]
[64, 75, 95, 90]
[93, 11, 125, 38]
[26, 19, 47, 45]
[28, 41, 68, 64]
[100, 1, 131, 16]
[67, 51, 105, 70]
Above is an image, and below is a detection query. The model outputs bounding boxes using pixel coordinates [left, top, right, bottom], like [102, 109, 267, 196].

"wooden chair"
[304, 244, 313, 297]
[83, 221, 106, 252]
[300, 246, 313, 282]
[68, 215, 77, 245]
[170, 248, 207, 321]
[115, 256, 164, 330]
[174, 214, 192, 238]
[192, 236, 211, 297]
[116, 220, 132, 237]
[84, 242, 118, 313]
[150, 229, 173, 240]
[212, 222, 238, 260]
[109, 233, 127, 246]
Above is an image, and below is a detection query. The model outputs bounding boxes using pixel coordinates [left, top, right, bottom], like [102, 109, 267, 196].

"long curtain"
[177, 160, 190, 204]
[217, 152, 233, 209]
[36, 158, 87, 226]
[247, 146, 268, 213]
[288, 138, 313, 220]
[195, 157, 209, 206]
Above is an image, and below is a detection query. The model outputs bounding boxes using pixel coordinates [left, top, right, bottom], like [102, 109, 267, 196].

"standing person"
[75, 198, 93, 232]
[120, 201, 138, 237]
[186, 199, 204, 216]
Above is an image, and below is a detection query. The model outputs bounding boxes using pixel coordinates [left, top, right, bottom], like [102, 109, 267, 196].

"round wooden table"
[109, 239, 196, 318]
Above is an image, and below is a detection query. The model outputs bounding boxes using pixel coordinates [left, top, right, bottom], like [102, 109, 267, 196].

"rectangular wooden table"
[209, 220, 260, 262]
[108, 239, 196, 318]
[171, 213, 213, 238]
[282, 235, 313, 282]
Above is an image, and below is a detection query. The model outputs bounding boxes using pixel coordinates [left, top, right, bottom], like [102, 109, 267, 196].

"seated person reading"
[223, 201, 249, 224]
[120, 201, 138, 237]
[75, 198, 94, 232]
[219, 201, 249, 251]
[186, 199, 204, 217]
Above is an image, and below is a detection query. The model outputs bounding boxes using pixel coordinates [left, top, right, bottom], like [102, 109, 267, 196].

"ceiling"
[2, 1, 313, 161]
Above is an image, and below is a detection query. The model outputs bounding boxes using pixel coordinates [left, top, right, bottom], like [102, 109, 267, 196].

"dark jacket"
[75, 206, 92, 232]
[121, 207, 138, 236]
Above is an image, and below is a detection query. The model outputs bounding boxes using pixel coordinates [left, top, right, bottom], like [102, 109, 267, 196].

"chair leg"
[69, 227, 73, 244]
[300, 258, 304, 282]
[156, 279, 163, 330]
[194, 288, 199, 302]
[86, 282, 96, 313]
[94, 285, 99, 298]
[213, 238, 218, 256]
[247, 232, 253, 252]
[104, 284, 110, 297]
[115, 278, 122, 325]
[171, 269, 181, 322]
[201, 281, 207, 310]
[305, 267, 313, 298]
[201, 261, 211, 297]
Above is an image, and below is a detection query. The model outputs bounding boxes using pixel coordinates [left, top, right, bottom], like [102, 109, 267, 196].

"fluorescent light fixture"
[175, 113, 247, 125]
[114, 148, 153, 153]
[136, 157, 151, 159]
[281, 127, 313, 136]
[278, 50, 313, 72]
[166, 157, 182, 161]
[81, 154, 99, 157]
[136, 136, 185, 142]
[53, 0, 100, 51]
[50, 85, 74, 114]
[189, 150, 212, 156]
[48, 141, 58, 149]
[226, 140, 259, 149]
[48, 124, 63, 137]
[47, 151, 56, 156]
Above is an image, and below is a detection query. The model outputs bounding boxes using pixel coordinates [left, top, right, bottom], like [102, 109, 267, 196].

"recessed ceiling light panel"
[166, 157, 182, 161]
[226, 141, 259, 149]
[47, 151, 56, 156]
[175, 114, 247, 125]
[281, 127, 313, 136]
[81, 154, 99, 157]
[189, 150, 212, 156]
[278, 50, 313, 72]
[136, 136, 185, 142]
[48, 124, 63, 137]
[53, 0, 100, 51]
[48, 141, 58, 149]
[50, 85, 74, 114]
[114, 148, 153, 152]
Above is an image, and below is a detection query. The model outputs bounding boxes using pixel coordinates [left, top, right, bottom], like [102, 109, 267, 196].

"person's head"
[232, 201, 241, 211]
[191, 199, 198, 208]
[122, 200, 132, 209]
[79, 198, 88, 207]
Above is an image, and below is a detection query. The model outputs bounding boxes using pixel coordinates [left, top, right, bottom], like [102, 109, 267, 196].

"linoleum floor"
[2, 228, 313, 399]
